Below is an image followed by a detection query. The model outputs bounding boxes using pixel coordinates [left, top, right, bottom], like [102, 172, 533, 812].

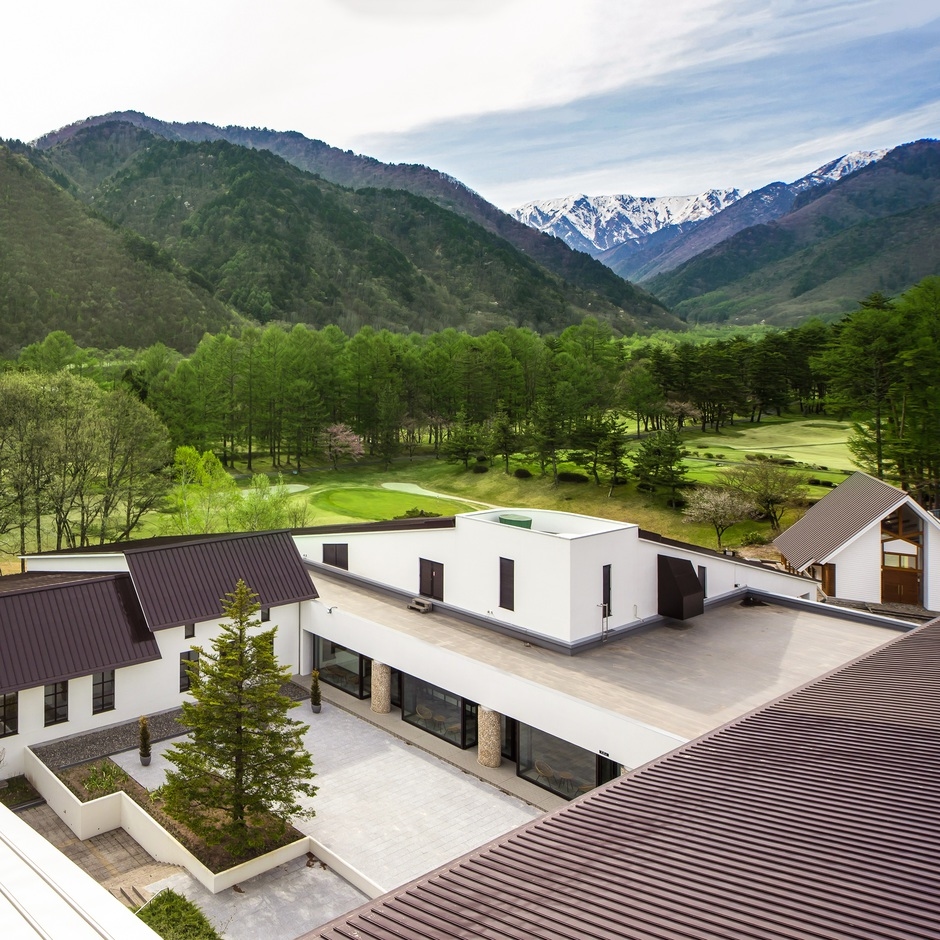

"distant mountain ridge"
[0, 120, 681, 355]
[646, 139, 940, 327]
[513, 189, 744, 254]
[513, 150, 888, 281]
[31, 111, 657, 316]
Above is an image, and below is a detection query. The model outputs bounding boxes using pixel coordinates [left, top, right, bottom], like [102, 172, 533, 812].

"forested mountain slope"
[33, 111, 658, 316]
[0, 145, 243, 355]
[646, 139, 940, 326]
[26, 124, 677, 338]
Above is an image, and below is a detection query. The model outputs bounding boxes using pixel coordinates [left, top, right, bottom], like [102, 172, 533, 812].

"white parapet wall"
[23, 748, 383, 897]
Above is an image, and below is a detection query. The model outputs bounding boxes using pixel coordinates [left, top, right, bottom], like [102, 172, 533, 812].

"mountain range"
[512, 150, 887, 280]
[2, 111, 937, 352]
[0, 118, 677, 356]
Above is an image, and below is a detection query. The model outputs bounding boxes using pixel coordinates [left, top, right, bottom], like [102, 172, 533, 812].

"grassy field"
[0, 416, 858, 570]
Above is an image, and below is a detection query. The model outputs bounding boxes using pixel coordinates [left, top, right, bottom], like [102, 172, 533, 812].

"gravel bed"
[33, 682, 311, 770]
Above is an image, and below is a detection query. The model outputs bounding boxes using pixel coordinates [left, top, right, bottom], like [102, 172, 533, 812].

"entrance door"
[882, 568, 920, 605]
[419, 558, 444, 601]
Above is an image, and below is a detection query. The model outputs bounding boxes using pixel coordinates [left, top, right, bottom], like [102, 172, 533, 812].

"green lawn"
[0, 416, 861, 568]
[305, 484, 482, 525]
[682, 417, 855, 470]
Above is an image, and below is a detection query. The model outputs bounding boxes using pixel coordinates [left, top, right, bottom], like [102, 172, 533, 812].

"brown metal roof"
[0, 571, 106, 595]
[308, 618, 940, 940]
[293, 516, 457, 535]
[124, 530, 318, 630]
[774, 471, 909, 571]
[0, 574, 160, 694]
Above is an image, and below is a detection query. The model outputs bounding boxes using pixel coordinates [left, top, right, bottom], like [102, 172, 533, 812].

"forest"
[1, 275, 938, 558]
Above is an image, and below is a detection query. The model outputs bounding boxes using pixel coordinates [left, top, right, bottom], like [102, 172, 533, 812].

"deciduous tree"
[682, 486, 756, 549]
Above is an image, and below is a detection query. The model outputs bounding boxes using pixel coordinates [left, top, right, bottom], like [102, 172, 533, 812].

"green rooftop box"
[498, 513, 532, 529]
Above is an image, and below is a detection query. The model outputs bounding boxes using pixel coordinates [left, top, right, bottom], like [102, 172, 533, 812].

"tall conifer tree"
[162, 580, 317, 855]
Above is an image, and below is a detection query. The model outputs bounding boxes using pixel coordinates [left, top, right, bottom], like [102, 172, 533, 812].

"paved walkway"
[17, 803, 182, 905]
[109, 698, 543, 938]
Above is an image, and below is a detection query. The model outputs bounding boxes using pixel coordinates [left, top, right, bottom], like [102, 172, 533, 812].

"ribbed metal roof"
[124, 530, 318, 630]
[774, 471, 909, 571]
[309, 619, 940, 940]
[0, 575, 160, 694]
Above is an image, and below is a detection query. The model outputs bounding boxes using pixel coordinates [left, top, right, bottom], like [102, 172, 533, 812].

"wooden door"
[882, 568, 920, 605]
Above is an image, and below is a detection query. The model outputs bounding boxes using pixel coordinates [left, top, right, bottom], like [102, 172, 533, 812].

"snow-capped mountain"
[513, 189, 745, 254]
[513, 150, 889, 257]
[794, 149, 889, 191]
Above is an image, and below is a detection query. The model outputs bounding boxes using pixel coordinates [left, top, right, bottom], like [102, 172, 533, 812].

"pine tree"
[161, 580, 317, 856]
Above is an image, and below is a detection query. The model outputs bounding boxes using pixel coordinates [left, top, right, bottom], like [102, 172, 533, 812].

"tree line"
[2, 276, 938, 554]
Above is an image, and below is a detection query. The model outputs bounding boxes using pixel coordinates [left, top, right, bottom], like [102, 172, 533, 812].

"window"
[0, 692, 18, 738]
[401, 675, 477, 749]
[698, 565, 707, 599]
[602, 564, 612, 617]
[44, 682, 68, 726]
[180, 650, 199, 692]
[315, 636, 371, 699]
[92, 670, 115, 714]
[260, 607, 271, 622]
[184, 623, 195, 639]
[499, 557, 515, 611]
[323, 543, 349, 570]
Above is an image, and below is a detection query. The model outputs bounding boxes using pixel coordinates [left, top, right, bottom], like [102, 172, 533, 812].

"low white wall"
[23, 748, 323, 895]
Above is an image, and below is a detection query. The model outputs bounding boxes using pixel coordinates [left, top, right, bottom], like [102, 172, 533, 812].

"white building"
[774, 471, 940, 608]
[3, 508, 912, 802]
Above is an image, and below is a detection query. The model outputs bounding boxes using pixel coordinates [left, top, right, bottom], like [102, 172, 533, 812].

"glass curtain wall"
[401, 675, 478, 749]
[316, 637, 372, 699]
[518, 724, 621, 799]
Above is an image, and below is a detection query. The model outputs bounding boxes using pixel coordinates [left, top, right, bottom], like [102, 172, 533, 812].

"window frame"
[44, 681, 69, 727]
[0, 691, 18, 738]
[180, 650, 199, 693]
[323, 543, 349, 570]
[92, 670, 115, 715]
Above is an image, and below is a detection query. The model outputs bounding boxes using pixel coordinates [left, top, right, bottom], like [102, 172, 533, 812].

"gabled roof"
[774, 471, 911, 571]
[0, 574, 160, 694]
[309, 618, 940, 940]
[124, 530, 318, 630]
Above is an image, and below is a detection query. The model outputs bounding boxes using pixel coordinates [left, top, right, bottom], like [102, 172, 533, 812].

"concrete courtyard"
[109, 699, 543, 939]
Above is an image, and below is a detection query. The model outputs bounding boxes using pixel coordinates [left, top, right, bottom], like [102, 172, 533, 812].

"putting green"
[309, 486, 478, 522]
[683, 418, 856, 470]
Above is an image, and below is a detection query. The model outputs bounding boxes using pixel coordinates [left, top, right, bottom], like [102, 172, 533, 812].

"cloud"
[355, 11, 940, 206]
[2, 0, 935, 208]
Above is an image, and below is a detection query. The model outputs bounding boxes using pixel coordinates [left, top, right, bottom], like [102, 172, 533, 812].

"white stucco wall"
[22, 552, 128, 573]
[925, 521, 940, 610]
[301, 604, 685, 770]
[829, 527, 882, 603]
[0, 603, 302, 778]
[294, 529, 459, 598]
[295, 513, 813, 645]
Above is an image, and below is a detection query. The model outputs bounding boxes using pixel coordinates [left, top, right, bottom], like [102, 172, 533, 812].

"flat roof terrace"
[307, 567, 910, 743]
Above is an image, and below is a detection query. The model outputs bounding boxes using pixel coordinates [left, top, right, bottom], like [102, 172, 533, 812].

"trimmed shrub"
[557, 471, 589, 483]
[137, 889, 222, 939]
[472, 464, 489, 474]
[740, 531, 771, 546]
[513, 467, 533, 479]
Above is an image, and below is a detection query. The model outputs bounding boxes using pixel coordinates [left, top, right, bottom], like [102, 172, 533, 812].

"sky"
[4, 0, 939, 209]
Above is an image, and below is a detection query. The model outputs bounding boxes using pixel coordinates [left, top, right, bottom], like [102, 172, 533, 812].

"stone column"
[371, 661, 391, 714]
[477, 707, 502, 768]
